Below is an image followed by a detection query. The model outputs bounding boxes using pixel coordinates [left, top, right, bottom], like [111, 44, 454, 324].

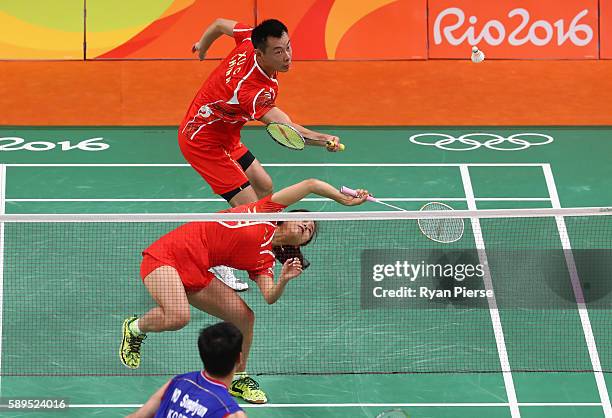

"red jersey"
[143, 196, 286, 287]
[180, 23, 279, 145]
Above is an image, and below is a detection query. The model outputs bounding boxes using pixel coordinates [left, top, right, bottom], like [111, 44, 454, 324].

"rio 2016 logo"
[409, 133, 553, 151]
[433, 7, 593, 47]
[0, 137, 109, 152]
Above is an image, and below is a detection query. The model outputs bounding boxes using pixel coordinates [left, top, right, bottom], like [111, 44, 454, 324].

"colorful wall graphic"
[0, 0, 610, 60]
[256, 0, 427, 60]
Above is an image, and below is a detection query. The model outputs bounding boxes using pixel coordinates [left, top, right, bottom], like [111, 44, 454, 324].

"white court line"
[542, 164, 612, 418]
[0, 164, 5, 395]
[5, 198, 551, 203]
[475, 197, 550, 202]
[460, 165, 520, 418]
[4, 163, 548, 167]
[266, 163, 547, 167]
[64, 402, 602, 409]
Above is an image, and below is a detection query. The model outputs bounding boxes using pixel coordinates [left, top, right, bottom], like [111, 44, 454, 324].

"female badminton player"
[120, 178, 369, 404]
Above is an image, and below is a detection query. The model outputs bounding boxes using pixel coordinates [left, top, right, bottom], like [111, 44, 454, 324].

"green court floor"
[1, 126, 612, 417]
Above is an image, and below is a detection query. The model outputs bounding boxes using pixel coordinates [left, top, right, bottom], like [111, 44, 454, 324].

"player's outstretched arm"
[271, 178, 368, 207]
[125, 380, 171, 418]
[260, 107, 342, 152]
[255, 258, 303, 304]
[193, 18, 238, 60]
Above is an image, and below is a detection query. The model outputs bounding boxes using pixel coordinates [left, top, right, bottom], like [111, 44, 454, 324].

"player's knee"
[261, 182, 273, 197]
[241, 307, 255, 328]
[165, 309, 190, 330]
[256, 176, 273, 197]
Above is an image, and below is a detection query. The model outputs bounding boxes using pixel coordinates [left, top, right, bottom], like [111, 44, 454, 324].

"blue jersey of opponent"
[155, 370, 242, 418]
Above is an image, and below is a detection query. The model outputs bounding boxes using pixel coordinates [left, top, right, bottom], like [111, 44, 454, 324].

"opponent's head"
[198, 322, 243, 377]
[252, 19, 291, 73]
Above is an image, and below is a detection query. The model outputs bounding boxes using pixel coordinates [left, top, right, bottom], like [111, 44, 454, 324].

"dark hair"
[198, 322, 242, 377]
[273, 210, 318, 270]
[251, 19, 288, 52]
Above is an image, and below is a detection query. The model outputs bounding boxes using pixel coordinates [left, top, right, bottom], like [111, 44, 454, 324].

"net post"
[542, 164, 612, 417]
[460, 164, 520, 418]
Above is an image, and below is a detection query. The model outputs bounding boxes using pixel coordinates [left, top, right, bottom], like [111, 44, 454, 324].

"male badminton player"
[126, 322, 246, 418]
[182, 18, 341, 206]
[120, 179, 369, 403]
[182, 18, 342, 290]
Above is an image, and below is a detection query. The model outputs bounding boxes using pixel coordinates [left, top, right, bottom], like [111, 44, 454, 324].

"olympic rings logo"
[409, 133, 554, 151]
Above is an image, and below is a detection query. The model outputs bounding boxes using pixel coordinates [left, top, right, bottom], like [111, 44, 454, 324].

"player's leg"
[178, 132, 255, 203]
[226, 185, 259, 207]
[179, 133, 267, 207]
[120, 263, 190, 369]
[231, 144, 273, 200]
[187, 279, 254, 370]
[245, 159, 273, 198]
[139, 266, 191, 332]
[187, 280, 267, 404]
[220, 143, 260, 207]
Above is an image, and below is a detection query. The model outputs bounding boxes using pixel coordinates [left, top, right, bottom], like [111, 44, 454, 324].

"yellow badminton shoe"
[229, 374, 268, 404]
[120, 316, 146, 369]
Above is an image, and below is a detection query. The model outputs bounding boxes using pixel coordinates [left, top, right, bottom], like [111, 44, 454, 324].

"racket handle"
[326, 141, 345, 152]
[340, 186, 377, 202]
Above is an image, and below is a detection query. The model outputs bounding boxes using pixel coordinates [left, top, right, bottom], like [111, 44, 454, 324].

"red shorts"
[140, 253, 215, 293]
[178, 129, 251, 196]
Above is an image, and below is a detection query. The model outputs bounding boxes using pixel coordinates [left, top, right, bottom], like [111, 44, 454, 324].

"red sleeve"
[238, 86, 276, 120]
[254, 195, 286, 213]
[224, 195, 286, 214]
[233, 22, 253, 45]
[248, 261, 275, 281]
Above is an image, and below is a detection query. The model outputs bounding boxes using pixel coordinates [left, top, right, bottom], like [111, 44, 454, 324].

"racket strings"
[277, 125, 291, 141]
[266, 123, 305, 150]
[418, 202, 465, 243]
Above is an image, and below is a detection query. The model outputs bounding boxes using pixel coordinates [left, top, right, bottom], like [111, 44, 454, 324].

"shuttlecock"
[471, 46, 485, 63]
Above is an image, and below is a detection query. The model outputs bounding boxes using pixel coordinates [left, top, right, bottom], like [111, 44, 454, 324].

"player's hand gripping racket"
[340, 186, 404, 211]
[340, 186, 464, 243]
[266, 122, 345, 152]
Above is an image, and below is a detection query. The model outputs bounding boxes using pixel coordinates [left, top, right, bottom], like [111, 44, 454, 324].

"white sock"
[129, 318, 143, 335]
[233, 371, 247, 381]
